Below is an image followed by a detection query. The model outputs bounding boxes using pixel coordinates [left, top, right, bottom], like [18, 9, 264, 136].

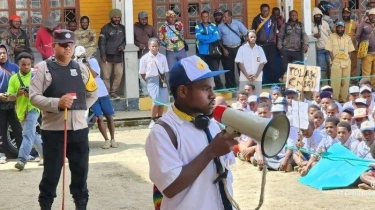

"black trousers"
[280, 50, 303, 79]
[39, 128, 89, 205]
[261, 43, 278, 84]
[221, 46, 240, 89]
[198, 54, 224, 89]
[0, 109, 23, 154]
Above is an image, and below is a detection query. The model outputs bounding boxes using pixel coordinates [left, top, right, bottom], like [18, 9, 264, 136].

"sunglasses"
[57, 42, 74, 48]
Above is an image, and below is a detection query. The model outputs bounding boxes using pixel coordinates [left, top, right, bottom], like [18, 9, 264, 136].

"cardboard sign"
[285, 63, 321, 92]
[291, 100, 309, 129]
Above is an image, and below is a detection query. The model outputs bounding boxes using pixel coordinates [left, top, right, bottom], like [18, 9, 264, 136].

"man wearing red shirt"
[35, 17, 60, 60]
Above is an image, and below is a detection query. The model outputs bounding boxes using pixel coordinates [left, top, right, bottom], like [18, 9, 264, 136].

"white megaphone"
[213, 105, 290, 158]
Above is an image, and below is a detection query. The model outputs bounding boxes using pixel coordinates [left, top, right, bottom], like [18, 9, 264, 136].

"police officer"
[30, 29, 98, 210]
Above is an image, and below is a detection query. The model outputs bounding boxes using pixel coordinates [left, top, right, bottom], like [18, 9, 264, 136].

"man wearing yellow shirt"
[7, 52, 43, 170]
[341, 7, 358, 83]
[325, 22, 355, 102]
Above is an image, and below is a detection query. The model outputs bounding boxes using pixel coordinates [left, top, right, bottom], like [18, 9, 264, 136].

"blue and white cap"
[360, 120, 375, 132]
[168, 55, 228, 89]
[271, 104, 286, 113]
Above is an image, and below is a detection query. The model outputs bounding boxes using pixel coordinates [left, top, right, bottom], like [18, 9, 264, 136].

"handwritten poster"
[291, 101, 309, 130]
[285, 64, 321, 92]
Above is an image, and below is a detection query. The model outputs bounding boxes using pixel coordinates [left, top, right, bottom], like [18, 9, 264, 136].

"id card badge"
[257, 57, 260, 62]
[337, 52, 346, 59]
[67, 93, 77, 99]
[163, 82, 168, 88]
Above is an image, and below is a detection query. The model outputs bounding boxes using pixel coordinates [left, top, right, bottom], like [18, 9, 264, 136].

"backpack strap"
[155, 119, 177, 149]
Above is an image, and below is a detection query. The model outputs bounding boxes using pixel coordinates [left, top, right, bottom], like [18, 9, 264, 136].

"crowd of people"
[2, 1, 375, 209]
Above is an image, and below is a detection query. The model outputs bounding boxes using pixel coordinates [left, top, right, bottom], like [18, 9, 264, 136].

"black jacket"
[98, 23, 126, 57]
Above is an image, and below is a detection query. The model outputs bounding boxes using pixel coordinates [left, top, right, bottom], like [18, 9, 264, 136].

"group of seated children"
[225, 81, 375, 190]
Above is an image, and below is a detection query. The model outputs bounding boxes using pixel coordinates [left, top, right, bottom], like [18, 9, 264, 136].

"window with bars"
[154, 0, 247, 39]
[0, 0, 78, 44]
[328, 0, 367, 22]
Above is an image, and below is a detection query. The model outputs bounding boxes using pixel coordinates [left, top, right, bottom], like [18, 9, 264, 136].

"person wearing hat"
[74, 45, 117, 149]
[158, 10, 187, 73]
[339, 7, 359, 84]
[0, 14, 31, 62]
[356, 8, 375, 87]
[320, 85, 344, 112]
[35, 16, 60, 60]
[355, 120, 375, 190]
[325, 21, 355, 102]
[247, 95, 259, 115]
[343, 85, 360, 110]
[0, 43, 23, 164]
[134, 11, 157, 59]
[98, 9, 126, 100]
[145, 55, 239, 209]
[359, 85, 375, 111]
[75, 16, 97, 58]
[213, 9, 223, 25]
[312, 7, 332, 85]
[30, 29, 98, 209]
[134, 11, 157, 97]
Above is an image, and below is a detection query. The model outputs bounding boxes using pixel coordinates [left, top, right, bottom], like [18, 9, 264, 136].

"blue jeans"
[317, 49, 330, 72]
[18, 109, 43, 163]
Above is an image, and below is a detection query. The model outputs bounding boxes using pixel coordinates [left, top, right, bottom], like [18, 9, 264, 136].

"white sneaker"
[148, 120, 155, 129]
[0, 153, 7, 164]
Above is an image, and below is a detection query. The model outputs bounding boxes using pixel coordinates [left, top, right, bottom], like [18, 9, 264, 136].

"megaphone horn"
[213, 105, 290, 158]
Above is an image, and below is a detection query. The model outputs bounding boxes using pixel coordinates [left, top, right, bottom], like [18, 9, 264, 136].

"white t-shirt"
[145, 106, 235, 210]
[139, 52, 169, 78]
[302, 130, 324, 153]
[316, 136, 339, 152]
[88, 57, 108, 97]
[235, 43, 267, 82]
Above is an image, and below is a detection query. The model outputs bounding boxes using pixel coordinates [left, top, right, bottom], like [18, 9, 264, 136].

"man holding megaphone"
[145, 56, 240, 210]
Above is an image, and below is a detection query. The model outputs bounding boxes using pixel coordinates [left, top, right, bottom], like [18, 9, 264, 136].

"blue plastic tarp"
[299, 144, 375, 190]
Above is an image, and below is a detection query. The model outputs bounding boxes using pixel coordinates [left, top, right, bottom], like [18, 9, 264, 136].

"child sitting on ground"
[308, 104, 320, 120]
[231, 90, 250, 113]
[311, 91, 321, 106]
[336, 121, 359, 153]
[326, 103, 339, 118]
[244, 84, 256, 96]
[300, 116, 340, 176]
[270, 85, 282, 103]
[356, 120, 375, 190]
[293, 120, 324, 171]
[313, 110, 325, 135]
[247, 95, 258, 115]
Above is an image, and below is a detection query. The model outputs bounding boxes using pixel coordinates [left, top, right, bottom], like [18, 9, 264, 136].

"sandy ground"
[0, 126, 374, 210]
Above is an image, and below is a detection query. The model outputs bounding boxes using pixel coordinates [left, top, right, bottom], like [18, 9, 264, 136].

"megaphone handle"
[225, 126, 241, 135]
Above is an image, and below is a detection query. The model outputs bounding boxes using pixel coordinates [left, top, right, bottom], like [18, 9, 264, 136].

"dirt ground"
[0, 126, 373, 210]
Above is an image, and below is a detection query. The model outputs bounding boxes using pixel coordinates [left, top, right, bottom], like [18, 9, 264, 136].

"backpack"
[152, 120, 177, 210]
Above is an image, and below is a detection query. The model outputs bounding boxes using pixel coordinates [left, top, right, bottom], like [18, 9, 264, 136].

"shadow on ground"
[0, 162, 153, 210]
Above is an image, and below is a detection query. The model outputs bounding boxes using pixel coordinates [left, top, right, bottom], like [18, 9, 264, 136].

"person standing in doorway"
[98, 9, 126, 100]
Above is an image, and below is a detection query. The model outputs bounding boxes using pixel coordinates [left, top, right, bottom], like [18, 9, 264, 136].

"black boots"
[39, 203, 52, 210]
[74, 198, 88, 210]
